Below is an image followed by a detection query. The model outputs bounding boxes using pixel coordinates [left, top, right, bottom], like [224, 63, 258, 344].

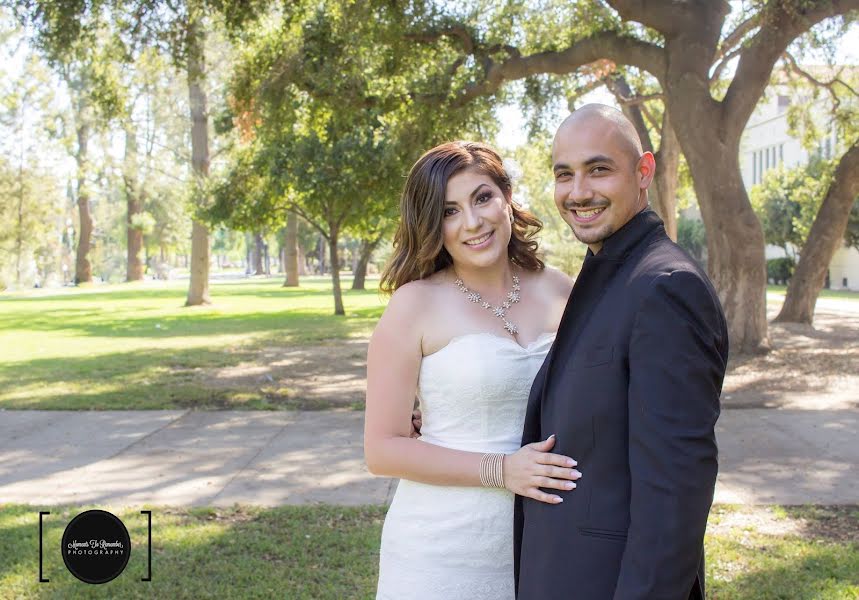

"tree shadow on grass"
[0, 504, 386, 599]
[721, 310, 859, 409]
[780, 505, 859, 543]
[708, 543, 859, 599]
[0, 305, 383, 341]
[707, 505, 859, 599]
[0, 325, 375, 411]
[0, 345, 282, 410]
[0, 278, 377, 305]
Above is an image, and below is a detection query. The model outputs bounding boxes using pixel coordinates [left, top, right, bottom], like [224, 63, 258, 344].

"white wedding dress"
[376, 331, 555, 600]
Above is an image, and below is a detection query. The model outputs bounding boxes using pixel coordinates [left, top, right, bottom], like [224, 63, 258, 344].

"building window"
[752, 153, 757, 184]
[777, 95, 790, 112]
[756, 150, 762, 183]
[824, 137, 832, 159]
[844, 277, 849, 289]
[779, 143, 784, 164]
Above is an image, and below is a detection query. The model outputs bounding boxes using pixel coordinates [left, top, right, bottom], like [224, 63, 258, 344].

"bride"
[364, 141, 580, 599]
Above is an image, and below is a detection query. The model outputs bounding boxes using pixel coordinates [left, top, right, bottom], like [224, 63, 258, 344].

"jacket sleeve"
[613, 270, 728, 599]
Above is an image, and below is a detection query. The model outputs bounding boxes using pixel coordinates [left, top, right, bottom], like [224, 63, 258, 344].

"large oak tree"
[389, 0, 858, 352]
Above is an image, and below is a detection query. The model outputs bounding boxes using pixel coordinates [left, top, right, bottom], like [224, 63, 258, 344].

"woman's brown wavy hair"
[380, 141, 544, 294]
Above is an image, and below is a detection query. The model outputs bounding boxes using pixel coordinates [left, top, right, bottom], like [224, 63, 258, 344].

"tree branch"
[453, 32, 667, 107]
[639, 102, 660, 133]
[783, 51, 859, 104]
[723, 0, 859, 138]
[710, 45, 744, 83]
[404, 24, 476, 54]
[605, 74, 654, 154]
[604, 0, 707, 36]
[566, 76, 609, 110]
[716, 13, 761, 61]
[287, 202, 329, 240]
[615, 91, 664, 106]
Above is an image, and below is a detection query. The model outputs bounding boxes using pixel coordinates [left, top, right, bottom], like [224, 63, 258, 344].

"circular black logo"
[61, 510, 131, 584]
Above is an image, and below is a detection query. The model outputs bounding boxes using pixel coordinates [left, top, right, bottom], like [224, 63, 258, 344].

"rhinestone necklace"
[454, 272, 521, 335]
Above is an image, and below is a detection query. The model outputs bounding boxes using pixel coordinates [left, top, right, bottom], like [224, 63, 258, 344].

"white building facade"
[739, 91, 859, 291]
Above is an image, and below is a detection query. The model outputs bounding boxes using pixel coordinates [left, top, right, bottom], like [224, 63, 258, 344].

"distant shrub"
[767, 257, 795, 285]
[677, 214, 707, 266]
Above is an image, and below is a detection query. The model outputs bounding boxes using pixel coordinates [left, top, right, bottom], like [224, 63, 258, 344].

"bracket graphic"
[39, 511, 49, 583]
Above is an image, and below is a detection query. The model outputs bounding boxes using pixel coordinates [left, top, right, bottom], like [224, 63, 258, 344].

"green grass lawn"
[0, 504, 855, 599]
[0, 277, 386, 410]
[2, 278, 856, 411]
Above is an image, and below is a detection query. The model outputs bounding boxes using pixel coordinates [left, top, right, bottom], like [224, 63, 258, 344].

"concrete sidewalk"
[0, 408, 856, 507]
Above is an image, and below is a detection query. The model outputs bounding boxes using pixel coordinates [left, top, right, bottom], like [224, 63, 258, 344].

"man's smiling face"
[552, 107, 654, 254]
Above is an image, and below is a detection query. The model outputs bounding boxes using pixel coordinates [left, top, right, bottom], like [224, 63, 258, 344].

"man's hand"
[410, 409, 422, 438]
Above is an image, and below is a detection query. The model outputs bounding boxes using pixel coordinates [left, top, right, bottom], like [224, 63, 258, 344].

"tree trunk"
[651, 112, 679, 242]
[124, 125, 145, 282]
[612, 75, 679, 241]
[682, 135, 769, 353]
[298, 245, 307, 276]
[14, 91, 27, 285]
[15, 157, 24, 285]
[253, 232, 264, 274]
[329, 229, 344, 315]
[74, 120, 93, 284]
[775, 140, 859, 323]
[184, 21, 211, 306]
[663, 25, 769, 354]
[317, 235, 326, 274]
[283, 211, 299, 286]
[351, 237, 379, 290]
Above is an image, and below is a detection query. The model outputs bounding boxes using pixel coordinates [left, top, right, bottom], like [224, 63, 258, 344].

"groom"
[513, 105, 729, 599]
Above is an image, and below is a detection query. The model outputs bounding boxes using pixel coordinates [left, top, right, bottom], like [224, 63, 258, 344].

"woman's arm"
[363, 284, 580, 502]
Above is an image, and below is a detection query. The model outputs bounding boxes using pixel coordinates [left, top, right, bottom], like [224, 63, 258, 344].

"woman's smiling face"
[442, 168, 513, 271]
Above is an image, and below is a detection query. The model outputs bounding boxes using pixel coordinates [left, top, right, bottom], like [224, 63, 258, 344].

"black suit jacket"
[514, 209, 728, 600]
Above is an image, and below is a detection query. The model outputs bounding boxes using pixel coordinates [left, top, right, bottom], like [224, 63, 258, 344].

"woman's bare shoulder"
[532, 265, 574, 296]
[377, 276, 447, 333]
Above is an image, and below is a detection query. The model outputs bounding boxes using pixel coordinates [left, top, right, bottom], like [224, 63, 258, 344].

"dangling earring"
[509, 211, 514, 224]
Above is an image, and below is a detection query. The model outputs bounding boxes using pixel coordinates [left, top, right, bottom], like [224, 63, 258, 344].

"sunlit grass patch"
[0, 504, 856, 599]
[0, 277, 386, 410]
[0, 503, 386, 599]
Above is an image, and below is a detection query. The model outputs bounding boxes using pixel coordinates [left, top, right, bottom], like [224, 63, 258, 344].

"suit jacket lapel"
[540, 252, 622, 398]
[539, 208, 666, 410]
[522, 209, 666, 444]
[522, 252, 613, 443]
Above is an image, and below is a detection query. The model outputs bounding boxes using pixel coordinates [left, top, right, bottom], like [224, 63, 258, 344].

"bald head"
[556, 104, 643, 166]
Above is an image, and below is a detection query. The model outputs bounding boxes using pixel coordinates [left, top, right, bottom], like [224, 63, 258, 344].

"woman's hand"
[504, 435, 581, 504]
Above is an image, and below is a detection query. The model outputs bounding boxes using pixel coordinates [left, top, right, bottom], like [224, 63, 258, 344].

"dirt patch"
[721, 307, 859, 410]
[198, 302, 857, 411]
[709, 505, 859, 543]
[203, 339, 369, 409]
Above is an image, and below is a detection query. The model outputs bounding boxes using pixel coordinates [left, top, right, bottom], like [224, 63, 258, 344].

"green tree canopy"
[211, 1, 497, 313]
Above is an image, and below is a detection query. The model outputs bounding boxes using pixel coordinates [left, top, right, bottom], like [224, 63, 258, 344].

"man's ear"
[637, 151, 656, 189]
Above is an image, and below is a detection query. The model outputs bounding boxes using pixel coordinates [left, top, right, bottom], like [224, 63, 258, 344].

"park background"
[0, 0, 858, 598]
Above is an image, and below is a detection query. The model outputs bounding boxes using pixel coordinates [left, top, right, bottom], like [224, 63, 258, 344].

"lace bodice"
[416, 332, 556, 453]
